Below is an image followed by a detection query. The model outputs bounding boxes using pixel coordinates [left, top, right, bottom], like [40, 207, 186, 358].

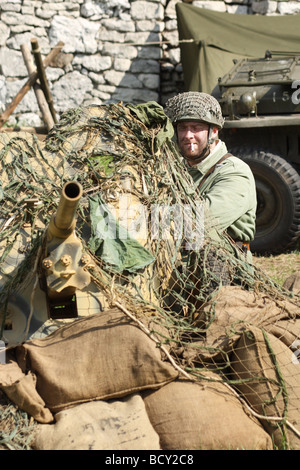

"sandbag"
[189, 285, 300, 364]
[283, 271, 300, 294]
[0, 361, 53, 423]
[34, 394, 160, 450]
[200, 285, 299, 332]
[143, 376, 273, 450]
[231, 326, 300, 449]
[264, 318, 300, 350]
[15, 308, 178, 413]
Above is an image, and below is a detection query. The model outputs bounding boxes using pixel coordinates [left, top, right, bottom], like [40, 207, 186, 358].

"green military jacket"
[186, 140, 257, 243]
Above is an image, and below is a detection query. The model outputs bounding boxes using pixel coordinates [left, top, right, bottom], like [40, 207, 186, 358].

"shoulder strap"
[197, 152, 232, 190]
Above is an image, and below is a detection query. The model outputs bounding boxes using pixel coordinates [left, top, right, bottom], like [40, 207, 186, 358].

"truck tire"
[231, 148, 300, 254]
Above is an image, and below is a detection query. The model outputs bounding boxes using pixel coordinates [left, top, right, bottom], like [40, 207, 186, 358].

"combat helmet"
[165, 92, 224, 129]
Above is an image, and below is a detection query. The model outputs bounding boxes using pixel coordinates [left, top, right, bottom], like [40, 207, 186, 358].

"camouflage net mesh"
[0, 389, 35, 450]
[1, 102, 300, 449]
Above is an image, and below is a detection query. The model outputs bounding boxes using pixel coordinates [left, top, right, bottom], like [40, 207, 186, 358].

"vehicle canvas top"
[176, 3, 300, 95]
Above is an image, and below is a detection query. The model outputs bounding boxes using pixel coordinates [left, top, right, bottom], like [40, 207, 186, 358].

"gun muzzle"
[48, 181, 83, 239]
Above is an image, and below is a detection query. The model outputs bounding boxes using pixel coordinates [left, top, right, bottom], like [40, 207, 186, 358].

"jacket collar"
[186, 140, 228, 175]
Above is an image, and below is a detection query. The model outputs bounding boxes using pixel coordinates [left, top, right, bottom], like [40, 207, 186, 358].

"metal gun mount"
[41, 181, 92, 319]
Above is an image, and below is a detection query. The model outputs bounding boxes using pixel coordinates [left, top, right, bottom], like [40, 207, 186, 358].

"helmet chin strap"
[207, 126, 216, 145]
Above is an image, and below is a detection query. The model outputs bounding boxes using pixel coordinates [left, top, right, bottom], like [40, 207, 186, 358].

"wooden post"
[31, 38, 58, 124]
[0, 41, 64, 128]
[21, 43, 55, 132]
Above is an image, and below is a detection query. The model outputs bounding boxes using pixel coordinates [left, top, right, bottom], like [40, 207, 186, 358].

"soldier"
[164, 91, 257, 260]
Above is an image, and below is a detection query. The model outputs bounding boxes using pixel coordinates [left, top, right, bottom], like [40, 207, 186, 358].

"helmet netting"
[165, 92, 224, 129]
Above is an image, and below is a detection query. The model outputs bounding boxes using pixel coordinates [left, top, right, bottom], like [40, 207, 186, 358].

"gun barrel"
[49, 181, 83, 239]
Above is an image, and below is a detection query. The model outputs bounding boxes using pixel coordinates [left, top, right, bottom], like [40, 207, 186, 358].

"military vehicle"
[215, 51, 300, 254]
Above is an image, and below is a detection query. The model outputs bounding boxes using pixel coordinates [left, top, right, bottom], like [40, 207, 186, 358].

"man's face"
[176, 121, 214, 165]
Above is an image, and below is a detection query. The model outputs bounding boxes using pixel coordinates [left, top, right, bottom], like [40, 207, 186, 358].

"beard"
[183, 141, 211, 165]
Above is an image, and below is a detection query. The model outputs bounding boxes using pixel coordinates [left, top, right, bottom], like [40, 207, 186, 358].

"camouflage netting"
[1, 102, 300, 450]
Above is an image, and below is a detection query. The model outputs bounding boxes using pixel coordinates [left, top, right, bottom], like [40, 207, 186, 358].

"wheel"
[230, 148, 300, 254]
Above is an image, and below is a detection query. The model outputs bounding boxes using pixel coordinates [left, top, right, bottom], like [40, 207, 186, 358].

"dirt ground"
[253, 250, 300, 286]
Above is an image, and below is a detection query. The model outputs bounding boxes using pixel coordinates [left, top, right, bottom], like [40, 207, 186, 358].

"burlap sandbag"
[231, 326, 300, 449]
[15, 308, 178, 413]
[34, 393, 160, 450]
[189, 286, 300, 364]
[264, 318, 300, 350]
[143, 376, 273, 450]
[0, 361, 53, 423]
[283, 271, 300, 295]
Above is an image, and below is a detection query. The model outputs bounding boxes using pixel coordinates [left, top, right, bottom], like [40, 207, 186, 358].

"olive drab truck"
[215, 51, 300, 254]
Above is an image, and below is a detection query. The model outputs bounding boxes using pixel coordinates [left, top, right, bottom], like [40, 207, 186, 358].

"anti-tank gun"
[0, 181, 106, 348]
[41, 181, 92, 319]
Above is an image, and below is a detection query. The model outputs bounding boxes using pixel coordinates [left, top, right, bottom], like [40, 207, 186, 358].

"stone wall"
[0, 0, 298, 127]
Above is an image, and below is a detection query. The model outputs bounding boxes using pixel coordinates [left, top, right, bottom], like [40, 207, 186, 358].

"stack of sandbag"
[32, 376, 273, 451]
[186, 285, 300, 449]
[0, 309, 177, 423]
[0, 304, 275, 450]
[231, 326, 300, 450]
[189, 285, 300, 365]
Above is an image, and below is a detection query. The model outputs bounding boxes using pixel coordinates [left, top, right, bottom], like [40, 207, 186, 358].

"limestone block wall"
[0, 0, 298, 127]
